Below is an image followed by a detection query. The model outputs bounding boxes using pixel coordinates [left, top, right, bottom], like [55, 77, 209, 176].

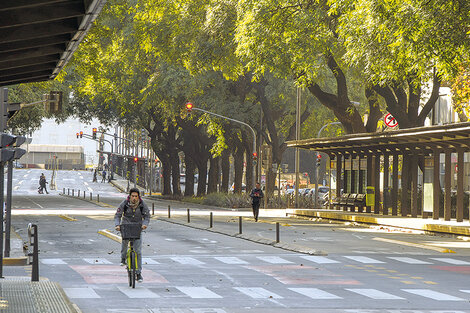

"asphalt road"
[6, 169, 470, 313]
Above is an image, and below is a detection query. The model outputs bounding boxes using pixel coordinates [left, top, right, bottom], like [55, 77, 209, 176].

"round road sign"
[385, 113, 398, 128]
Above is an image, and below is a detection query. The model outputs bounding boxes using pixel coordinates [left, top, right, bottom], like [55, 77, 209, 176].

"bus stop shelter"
[287, 122, 470, 222]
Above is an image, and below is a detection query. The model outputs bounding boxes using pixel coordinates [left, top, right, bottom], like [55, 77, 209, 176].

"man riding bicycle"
[114, 187, 150, 282]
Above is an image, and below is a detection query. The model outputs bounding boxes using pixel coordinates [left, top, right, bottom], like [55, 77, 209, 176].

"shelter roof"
[0, 0, 106, 87]
[287, 122, 470, 156]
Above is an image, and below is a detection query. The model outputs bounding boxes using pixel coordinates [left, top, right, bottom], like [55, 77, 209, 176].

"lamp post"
[186, 103, 257, 189]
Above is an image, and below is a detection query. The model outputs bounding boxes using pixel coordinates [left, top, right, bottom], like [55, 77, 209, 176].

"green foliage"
[202, 192, 251, 208]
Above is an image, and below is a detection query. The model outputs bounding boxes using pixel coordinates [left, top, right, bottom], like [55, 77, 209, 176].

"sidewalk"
[0, 228, 79, 313]
[110, 176, 470, 237]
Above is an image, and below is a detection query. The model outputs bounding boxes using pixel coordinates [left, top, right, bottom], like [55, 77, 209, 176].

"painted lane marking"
[289, 288, 341, 299]
[142, 258, 160, 265]
[256, 256, 293, 264]
[117, 286, 159, 298]
[234, 287, 283, 299]
[41, 258, 67, 265]
[430, 258, 470, 265]
[176, 287, 222, 299]
[374, 237, 455, 253]
[214, 257, 248, 264]
[64, 287, 100, 299]
[402, 289, 465, 301]
[387, 257, 432, 264]
[346, 288, 404, 300]
[171, 257, 205, 265]
[83, 258, 113, 265]
[343, 256, 384, 264]
[301, 256, 340, 264]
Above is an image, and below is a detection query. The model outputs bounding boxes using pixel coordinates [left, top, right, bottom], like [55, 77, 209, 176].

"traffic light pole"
[0, 161, 4, 277]
[5, 161, 13, 257]
[190, 107, 257, 189]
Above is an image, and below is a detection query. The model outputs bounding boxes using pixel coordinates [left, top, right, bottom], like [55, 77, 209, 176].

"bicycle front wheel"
[129, 251, 136, 288]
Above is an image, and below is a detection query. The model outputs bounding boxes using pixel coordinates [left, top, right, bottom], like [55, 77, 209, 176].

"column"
[374, 155, 380, 214]
[383, 154, 389, 215]
[392, 154, 399, 216]
[433, 150, 440, 220]
[411, 154, 418, 218]
[444, 150, 451, 221]
[457, 149, 464, 222]
[336, 153, 342, 211]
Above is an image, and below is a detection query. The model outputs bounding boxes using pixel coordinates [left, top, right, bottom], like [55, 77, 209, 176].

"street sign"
[384, 113, 398, 128]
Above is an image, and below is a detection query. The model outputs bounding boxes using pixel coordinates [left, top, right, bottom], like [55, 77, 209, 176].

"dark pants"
[252, 201, 260, 220]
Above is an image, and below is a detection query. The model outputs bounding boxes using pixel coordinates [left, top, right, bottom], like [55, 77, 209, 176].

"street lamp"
[186, 102, 257, 189]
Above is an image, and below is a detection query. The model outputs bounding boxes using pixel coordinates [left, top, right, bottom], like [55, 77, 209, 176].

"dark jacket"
[249, 187, 264, 203]
[114, 198, 150, 227]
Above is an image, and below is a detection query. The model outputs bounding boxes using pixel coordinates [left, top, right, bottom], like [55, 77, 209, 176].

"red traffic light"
[316, 154, 322, 159]
[186, 102, 193, 112]
[76, 132, 79, 139]
[134, 157, 138, 163]
[252, 152, 258, 160]
[92, 127, 97, 139]
[79, 131, 83, 138]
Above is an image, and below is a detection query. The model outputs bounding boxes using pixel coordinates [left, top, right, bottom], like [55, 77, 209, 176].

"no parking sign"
[384, 113, 398, 128]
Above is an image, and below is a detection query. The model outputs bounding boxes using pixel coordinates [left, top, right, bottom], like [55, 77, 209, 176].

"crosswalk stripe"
[117, 286, 159, 298]
[300, 256, 340, 264]
[142, 258, 160, 265]
[257, 256, 293, 264]
[64, 287, 101, 299]
[234, 287, 283, 299]
[83, 258, 112, 265]
[171, 257, 205, 265]
[176, 287, 222, 298]
[346, 288, 404, 300]
[402, 289, 465, 301]
[344, 256, 384, 264]
[214, 257, 248, 264]
[430, 258, 470, 265]
[289, 288, 342, 299]
[41, 258, 67, 265]
[387, 257, 432, 264]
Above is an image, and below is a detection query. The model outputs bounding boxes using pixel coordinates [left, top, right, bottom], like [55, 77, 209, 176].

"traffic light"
[79, 131, 83, 138]
[316, 154, 322, 167]
[43, 91, 63, 114]
[92, 128, 97, 139]
[76, 132, 79, 139]
[0, 133, 15, 148]
[134, 156, 138, 163]
[186, 102, 193, 113]
[252, 152, 257, 160]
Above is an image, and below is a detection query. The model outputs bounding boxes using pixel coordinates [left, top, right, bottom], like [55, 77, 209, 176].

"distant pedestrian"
[93, 169, 98, 182]
[101, 170, 107, 183]
[249, 182, 264, 222]
[38, 173, 49, 194]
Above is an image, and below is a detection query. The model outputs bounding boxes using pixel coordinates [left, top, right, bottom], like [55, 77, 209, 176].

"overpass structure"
[0, 0, 106, 87]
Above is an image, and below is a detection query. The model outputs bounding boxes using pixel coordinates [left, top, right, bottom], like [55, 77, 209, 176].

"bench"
[332, 193, 366, 211]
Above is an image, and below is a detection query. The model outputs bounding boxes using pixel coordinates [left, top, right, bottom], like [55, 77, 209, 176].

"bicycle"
[119, 223, 142, 288]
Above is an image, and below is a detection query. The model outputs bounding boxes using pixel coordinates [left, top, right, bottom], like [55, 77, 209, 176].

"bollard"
[187, 209, 190, 223]
[28, 223, 39, 282]
[67, 188, 70, 195]
[152, 203, 155, 215]
[90, 192, 92, 201]
[239, 216, 242, 234]
[78, 190, 80, 197]
[276, 222, 280, 243]
[210, 212, 213, 228]
[97, 194, 100, 202]
[168, 205, 171, 218]
[83, 191, 86, 199]
[63, 188, 65, 194]
[72, 189, 74, 197]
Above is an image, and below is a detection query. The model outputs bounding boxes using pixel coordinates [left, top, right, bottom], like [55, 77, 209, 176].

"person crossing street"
[249, 182, 264, 222]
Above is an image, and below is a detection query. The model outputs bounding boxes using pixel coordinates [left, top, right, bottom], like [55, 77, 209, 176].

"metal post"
[187, 209, 190, 223]
[90, 192, 92, 201]
[152, 203, 155, 215]
[72, 189, 74, 196]
[210, 212, 213, 228]
[63, 188, 65, 194]
[78, 190, 80, 197]
[0, 162, 5, 277]
[168, 205, 170, 218]
[97, 194, 100, 202]
[276, 222, 280, 243]
[29, 224, 39, 282]
[295, 87, 301, 207]
[83, 191, 86, 199]
[5, 161, 13, 257]
[239, 216, 242, 234]
[68, 188, 70, 195]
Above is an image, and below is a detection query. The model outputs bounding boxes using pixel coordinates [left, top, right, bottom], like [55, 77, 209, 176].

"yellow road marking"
[387, 270, 398, 273]
[98, 229, 121, 243]
[365, 270, 377, 272]
[424, 281, 438, 284]
[373, 237, 455, 253]
[411, 276, 424, 279]
[58, 215, 77, 221]
[401, 281, 416, 284]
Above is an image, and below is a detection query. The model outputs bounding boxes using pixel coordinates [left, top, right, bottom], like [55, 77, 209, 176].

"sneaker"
[120, 259, 126, 266]
[137, 273, 143, 282]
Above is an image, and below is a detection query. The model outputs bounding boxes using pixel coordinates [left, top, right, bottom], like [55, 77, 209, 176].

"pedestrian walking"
[38, 173, 49, 194]
[101, 169, 107, 183]
[114, 188, 150, 282]
[249, 182, 264, 222]
[93, 169, 97, 182]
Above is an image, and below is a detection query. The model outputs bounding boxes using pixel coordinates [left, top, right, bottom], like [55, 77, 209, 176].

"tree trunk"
[207, 156, 219, 194]
[170, 150, 181, 197]
[184, 154, 195, 197]
[160, 153, 172, 195]
[233, 143, 244, 194]
[196, 160, 208, 196]
[221, 149, 230, 193]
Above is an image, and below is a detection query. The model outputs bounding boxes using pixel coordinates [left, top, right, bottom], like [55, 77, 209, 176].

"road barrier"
[27, 223, 39, 282]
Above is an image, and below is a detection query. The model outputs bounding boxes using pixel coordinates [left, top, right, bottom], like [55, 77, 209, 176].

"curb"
[3, 257, 28, 266]
[157, 217, 326, 256]
[287, 209, 470, 237]
[59, 193, 114, 208]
